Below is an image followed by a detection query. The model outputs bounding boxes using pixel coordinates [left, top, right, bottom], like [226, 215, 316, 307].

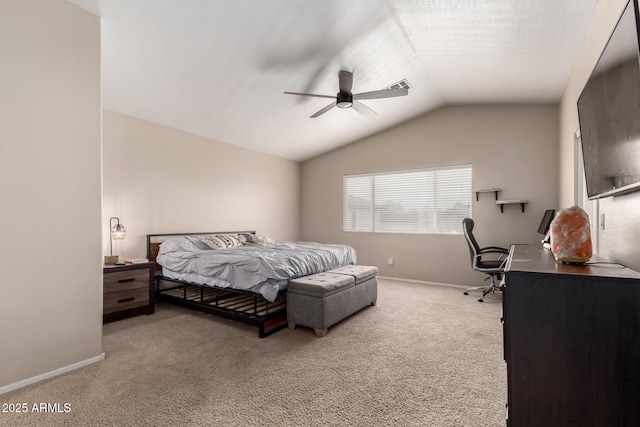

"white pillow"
[159, 236, 210, 253]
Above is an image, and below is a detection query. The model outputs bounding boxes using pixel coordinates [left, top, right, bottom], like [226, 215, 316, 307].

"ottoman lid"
[288, 272, 355, 297]
[327, 265, 378, 283]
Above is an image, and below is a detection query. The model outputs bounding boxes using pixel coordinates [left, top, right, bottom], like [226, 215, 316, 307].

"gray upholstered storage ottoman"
[287, 266, 378, 337]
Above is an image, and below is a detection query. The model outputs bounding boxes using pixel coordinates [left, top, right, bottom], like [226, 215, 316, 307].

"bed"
[146, 231, 357, 337]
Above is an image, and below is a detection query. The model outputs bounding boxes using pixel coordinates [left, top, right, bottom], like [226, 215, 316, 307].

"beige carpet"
[2, 279, 506, 426]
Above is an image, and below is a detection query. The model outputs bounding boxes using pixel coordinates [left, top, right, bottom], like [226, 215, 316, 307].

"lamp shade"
[107, 217, 126, 263]
[111, 222, 127, 239]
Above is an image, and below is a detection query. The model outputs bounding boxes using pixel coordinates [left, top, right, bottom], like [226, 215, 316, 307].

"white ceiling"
[74, 0, 598, 161]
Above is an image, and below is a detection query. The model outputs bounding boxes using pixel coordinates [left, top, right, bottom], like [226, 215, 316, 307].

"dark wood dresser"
[103, 262, 154, 323]
[503, 244, 640, 426]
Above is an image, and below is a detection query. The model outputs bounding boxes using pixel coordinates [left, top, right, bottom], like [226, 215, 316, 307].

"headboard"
[146, 230, 256, 273]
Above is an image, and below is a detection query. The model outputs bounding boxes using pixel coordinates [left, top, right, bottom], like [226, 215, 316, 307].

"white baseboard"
[378, 275, 467, 289]
[0, 353, 105, 395]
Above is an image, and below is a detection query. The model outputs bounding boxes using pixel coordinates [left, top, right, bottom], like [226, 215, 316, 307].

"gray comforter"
[156, 237, 357, 301]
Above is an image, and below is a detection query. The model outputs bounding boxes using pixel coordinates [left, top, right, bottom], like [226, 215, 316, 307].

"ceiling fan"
[284, 70, 408, 118]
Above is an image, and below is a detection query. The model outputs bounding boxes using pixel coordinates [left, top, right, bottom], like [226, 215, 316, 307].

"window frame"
[343, 164, 472, 235]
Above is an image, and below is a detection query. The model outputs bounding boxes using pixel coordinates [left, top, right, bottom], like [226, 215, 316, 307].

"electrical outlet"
[387, 258, 394, 266]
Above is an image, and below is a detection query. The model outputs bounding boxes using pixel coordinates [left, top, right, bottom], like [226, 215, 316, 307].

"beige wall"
[0, 0, 103, 389]
[102, 111, 301, 260]
[302, 105, 559, 286]
[559, 0, 640, 272]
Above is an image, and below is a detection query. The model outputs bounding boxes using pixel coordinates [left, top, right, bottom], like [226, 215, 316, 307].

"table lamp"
[105, 216, 126, 265]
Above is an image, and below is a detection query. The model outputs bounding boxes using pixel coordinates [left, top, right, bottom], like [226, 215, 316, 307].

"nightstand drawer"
[104, 269, 149, 294]
[103, 287, 149, 314]
[103, 262, 154, 323]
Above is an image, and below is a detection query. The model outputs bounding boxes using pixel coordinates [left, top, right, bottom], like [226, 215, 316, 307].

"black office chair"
[462, 218, 509, 302]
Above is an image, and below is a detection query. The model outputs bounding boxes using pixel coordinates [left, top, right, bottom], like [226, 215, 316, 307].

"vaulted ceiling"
[72, 0, 598, 161]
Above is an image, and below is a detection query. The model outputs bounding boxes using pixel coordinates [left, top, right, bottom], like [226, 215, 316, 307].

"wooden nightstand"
[103, 262, 154, 323]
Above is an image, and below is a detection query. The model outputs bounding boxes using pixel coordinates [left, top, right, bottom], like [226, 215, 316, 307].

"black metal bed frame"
[147, 231, 288, 338]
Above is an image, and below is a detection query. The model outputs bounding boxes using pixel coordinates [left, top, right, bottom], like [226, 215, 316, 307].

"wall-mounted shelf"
[496, 200, 529, 213]
[474, 188, 501, 201]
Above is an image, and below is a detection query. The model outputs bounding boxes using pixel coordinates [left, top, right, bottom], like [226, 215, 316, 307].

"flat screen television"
[577, 0, 640, 199]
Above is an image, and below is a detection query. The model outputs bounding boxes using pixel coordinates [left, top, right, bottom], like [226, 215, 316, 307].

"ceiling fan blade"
[310, 102, 336, 118]
[352, 101, 377, 118]
[284, 91, 335, 99]
[353, 87, 408, 100]
[339, 70, 353, 93]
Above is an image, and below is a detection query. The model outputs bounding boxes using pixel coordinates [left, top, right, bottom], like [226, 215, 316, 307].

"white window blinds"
[344, 164, 472, 234]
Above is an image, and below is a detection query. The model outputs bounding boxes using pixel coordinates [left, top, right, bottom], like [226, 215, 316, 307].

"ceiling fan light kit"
[336, 92, 353, 108]
[285, 70, 408, 118]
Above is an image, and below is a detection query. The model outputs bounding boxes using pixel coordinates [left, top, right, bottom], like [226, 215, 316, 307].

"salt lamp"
[550, 206, 592, 264]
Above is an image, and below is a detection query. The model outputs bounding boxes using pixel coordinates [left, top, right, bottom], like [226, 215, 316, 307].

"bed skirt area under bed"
[156, 277, 288, 338]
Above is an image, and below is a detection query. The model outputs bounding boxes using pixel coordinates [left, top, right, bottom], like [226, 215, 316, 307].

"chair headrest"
[463, 217, 474, 233]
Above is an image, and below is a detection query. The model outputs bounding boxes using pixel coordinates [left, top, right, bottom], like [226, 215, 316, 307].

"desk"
[502, 244, 640, 426]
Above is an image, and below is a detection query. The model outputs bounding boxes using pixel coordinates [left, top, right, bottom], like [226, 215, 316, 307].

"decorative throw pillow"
[238, 233, 275, 245]
[201, 236, 226, 250]
[200, 234, 243, 250]
[219, 234, 242, 248]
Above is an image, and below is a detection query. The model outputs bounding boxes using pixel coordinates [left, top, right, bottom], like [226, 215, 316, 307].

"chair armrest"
[478, 246, 509, 255]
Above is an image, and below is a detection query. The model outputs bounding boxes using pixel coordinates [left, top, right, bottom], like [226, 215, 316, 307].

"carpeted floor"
[1, 279, 506, 426]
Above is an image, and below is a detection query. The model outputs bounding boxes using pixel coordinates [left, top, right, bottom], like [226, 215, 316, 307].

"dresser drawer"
[103, 287, 149, 314]
[104, 269, 149, 294]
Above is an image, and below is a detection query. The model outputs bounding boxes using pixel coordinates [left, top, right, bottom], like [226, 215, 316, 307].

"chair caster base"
[478, 298, 484, 302]
[463, 291, 469, 295]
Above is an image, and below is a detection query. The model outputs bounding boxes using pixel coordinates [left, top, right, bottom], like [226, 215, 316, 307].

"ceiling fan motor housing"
[336, 91, 353, 108]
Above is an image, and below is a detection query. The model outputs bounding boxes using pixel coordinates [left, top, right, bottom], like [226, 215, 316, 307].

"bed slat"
[156, 280, 287, 338]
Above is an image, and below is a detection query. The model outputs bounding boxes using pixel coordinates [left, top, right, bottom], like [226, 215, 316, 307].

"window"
[344, 164, 472, 234]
